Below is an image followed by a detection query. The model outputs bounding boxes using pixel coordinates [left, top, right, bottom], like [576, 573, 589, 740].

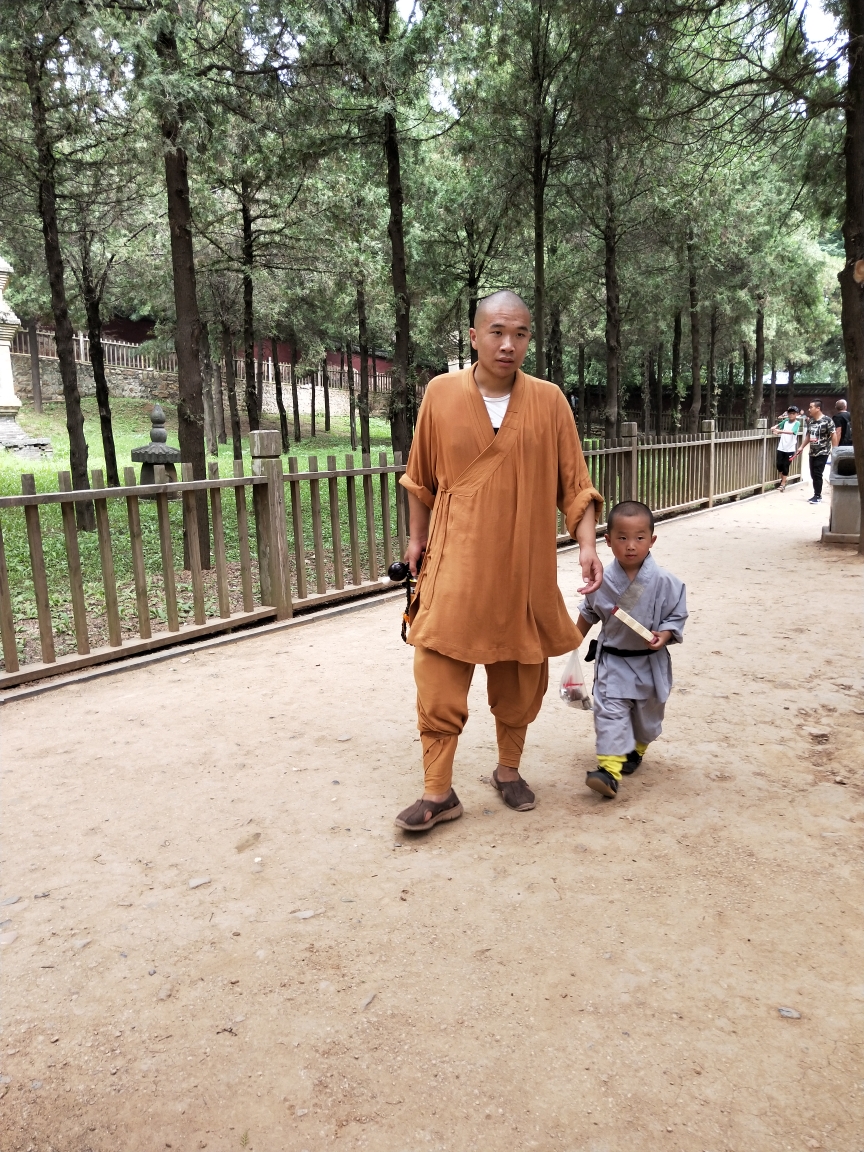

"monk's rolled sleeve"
[398, 394, 437, 509]
[555, 392, 603, 536]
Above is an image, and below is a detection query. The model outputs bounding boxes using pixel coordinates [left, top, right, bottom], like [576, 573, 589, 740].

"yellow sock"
[635, 741, 649, 757]
[597, 754, 626, 781]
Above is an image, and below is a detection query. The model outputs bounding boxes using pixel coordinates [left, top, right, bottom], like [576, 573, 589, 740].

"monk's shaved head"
[474, 290, 531, 328]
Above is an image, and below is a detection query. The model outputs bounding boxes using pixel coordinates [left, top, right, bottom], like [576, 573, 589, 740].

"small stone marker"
[778, 1006, 801, 1019]
[293, 910, 321, 919]
[131, 404, 181, 487]
[189, 877, 211, 889]
[360, 992, 376, 1010]
[0, 896, 20, 907]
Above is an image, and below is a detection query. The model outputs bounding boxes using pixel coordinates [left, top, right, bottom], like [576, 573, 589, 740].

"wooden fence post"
[620, 421, 639, 501]
[757, 417, 768, 492]
[250, 430, 292, 620]
[702, 419, 716, 508]
[21, 474, 55, 664]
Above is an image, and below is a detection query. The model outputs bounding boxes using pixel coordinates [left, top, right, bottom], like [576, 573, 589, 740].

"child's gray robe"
[579, 554, 687, 755]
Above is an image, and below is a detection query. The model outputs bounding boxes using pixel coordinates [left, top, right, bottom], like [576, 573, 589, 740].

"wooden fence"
[0, 420, 799, 689]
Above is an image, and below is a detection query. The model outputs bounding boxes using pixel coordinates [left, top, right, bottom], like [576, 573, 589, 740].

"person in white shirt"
[771, 406, 802, 492]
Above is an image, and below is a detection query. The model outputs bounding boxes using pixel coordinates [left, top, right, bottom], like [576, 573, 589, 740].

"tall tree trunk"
[769, 356, 777, 424]
[787, 361, 796, 414]
[578, 343, 586, 433]
[725, 360, 735, 420]
[741, 342, 751, 425]
[548, 302, 564, 389]
[310, 364, 317, 438]
[750, 297, 765, 427]
[156, 26, 209, 567]
[656, 341, 664, 432]
[357, 277, 371, 455]
[221, 322, 242, 460]
[211, 332, 226, 445]
[240, 177, 259, 433]
[27, 318, 42, 412]
[531, 104, 546, 379]
[23, 50, 93, 529]
[686, 227, 701, 432]
[642, 350, 652, 433]
[838, 0, 864, 551]
[322, 355, 331, 431]
[346, 340, 357, 451]
[272, 336, 289, 454]
[383, 109, 411, 457]
[604, 168, 621, 441]
[647, 348, 657, 434]
[200, 319, 217, 457]
[467, 272, 479, 364]
[671, 309, 682, 430]
[80, 250, 120, 488]
[290, 344, 301, 442]
[256, 340, 264, 417]
[372, 349, 378, 392]
[707, 306, 718, 420]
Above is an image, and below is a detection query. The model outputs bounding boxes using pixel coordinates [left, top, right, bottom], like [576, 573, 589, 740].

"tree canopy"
[0, 0, 853, 472]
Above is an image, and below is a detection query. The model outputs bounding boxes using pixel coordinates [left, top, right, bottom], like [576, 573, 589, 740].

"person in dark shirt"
[792, 399, 835, 504]
[832, 399, 852, 447]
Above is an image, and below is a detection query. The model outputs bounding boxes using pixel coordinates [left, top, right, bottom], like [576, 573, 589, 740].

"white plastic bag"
[559, 648, 593, 710]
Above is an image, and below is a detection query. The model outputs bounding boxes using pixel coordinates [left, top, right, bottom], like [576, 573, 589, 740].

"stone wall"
[12, 354, 179, 405]
[12, 354, 390, 420]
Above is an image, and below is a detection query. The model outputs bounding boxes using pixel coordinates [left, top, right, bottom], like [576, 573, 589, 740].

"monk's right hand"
[405, 538, 427, 577]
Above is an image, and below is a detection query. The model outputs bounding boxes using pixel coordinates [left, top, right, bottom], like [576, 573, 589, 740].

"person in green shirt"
[770, 406, 802, 492]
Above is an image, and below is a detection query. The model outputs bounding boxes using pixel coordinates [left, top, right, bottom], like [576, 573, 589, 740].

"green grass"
[2, 398, 404, 668]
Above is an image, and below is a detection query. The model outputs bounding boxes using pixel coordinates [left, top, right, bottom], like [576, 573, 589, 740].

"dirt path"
[1, 487, 863, 1152]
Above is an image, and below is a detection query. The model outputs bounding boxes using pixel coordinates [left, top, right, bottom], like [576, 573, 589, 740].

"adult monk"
[394, 290, 604, 831]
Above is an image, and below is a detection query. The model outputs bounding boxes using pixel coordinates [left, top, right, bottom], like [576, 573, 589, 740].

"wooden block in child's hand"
[612, 607, 654, 643]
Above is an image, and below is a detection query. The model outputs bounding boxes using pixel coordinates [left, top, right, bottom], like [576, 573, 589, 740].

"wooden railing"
[556, 419, 800, 539]
[0, 432, 406, 688]
[12, 329, 400, 394]
[0, 420, 799, 689]
[12, 328, 180, 374]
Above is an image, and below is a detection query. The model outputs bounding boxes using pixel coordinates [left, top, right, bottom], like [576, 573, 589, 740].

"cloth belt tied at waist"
[585, 639, 656, 662]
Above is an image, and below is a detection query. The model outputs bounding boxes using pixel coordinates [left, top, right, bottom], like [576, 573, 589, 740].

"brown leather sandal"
[394, 790, 464, 832]
[491, 768, 536, 811]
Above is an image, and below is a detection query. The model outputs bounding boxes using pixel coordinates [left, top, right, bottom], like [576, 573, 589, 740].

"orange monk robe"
[399, 365, 603, 666]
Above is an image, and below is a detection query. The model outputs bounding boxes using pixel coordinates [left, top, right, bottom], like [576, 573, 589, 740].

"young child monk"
[576, 500, 687, 798]
[394, 290, 604, 831]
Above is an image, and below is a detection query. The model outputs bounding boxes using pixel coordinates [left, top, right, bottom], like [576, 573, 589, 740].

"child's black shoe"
[621, 749, 642, 776]
[586, 768, 618, 798]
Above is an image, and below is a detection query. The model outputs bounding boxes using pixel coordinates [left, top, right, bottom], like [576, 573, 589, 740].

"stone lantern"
[0, 258, 51, 456]
[131, 404, 181, 489]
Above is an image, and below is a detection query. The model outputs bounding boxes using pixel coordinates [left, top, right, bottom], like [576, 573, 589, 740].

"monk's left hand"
[577, 549, 603, 594]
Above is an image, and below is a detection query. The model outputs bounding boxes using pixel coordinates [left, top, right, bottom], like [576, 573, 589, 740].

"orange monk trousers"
[414, 644, 549, 795]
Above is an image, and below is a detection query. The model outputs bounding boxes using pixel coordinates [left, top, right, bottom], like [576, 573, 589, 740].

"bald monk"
[394, 290, 604, 831]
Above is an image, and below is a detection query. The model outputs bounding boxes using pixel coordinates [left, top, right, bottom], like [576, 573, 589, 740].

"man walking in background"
[832, 399, 852, 447]
[793, 399, 835, 504]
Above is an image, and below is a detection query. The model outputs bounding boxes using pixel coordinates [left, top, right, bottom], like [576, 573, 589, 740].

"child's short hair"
[606, 500, 655, 533]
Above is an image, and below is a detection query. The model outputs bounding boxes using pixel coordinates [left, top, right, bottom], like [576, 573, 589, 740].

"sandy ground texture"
[1, 484, 863, 1152]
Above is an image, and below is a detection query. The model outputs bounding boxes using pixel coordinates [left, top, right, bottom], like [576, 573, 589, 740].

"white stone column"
[0, 257, 22, 429]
